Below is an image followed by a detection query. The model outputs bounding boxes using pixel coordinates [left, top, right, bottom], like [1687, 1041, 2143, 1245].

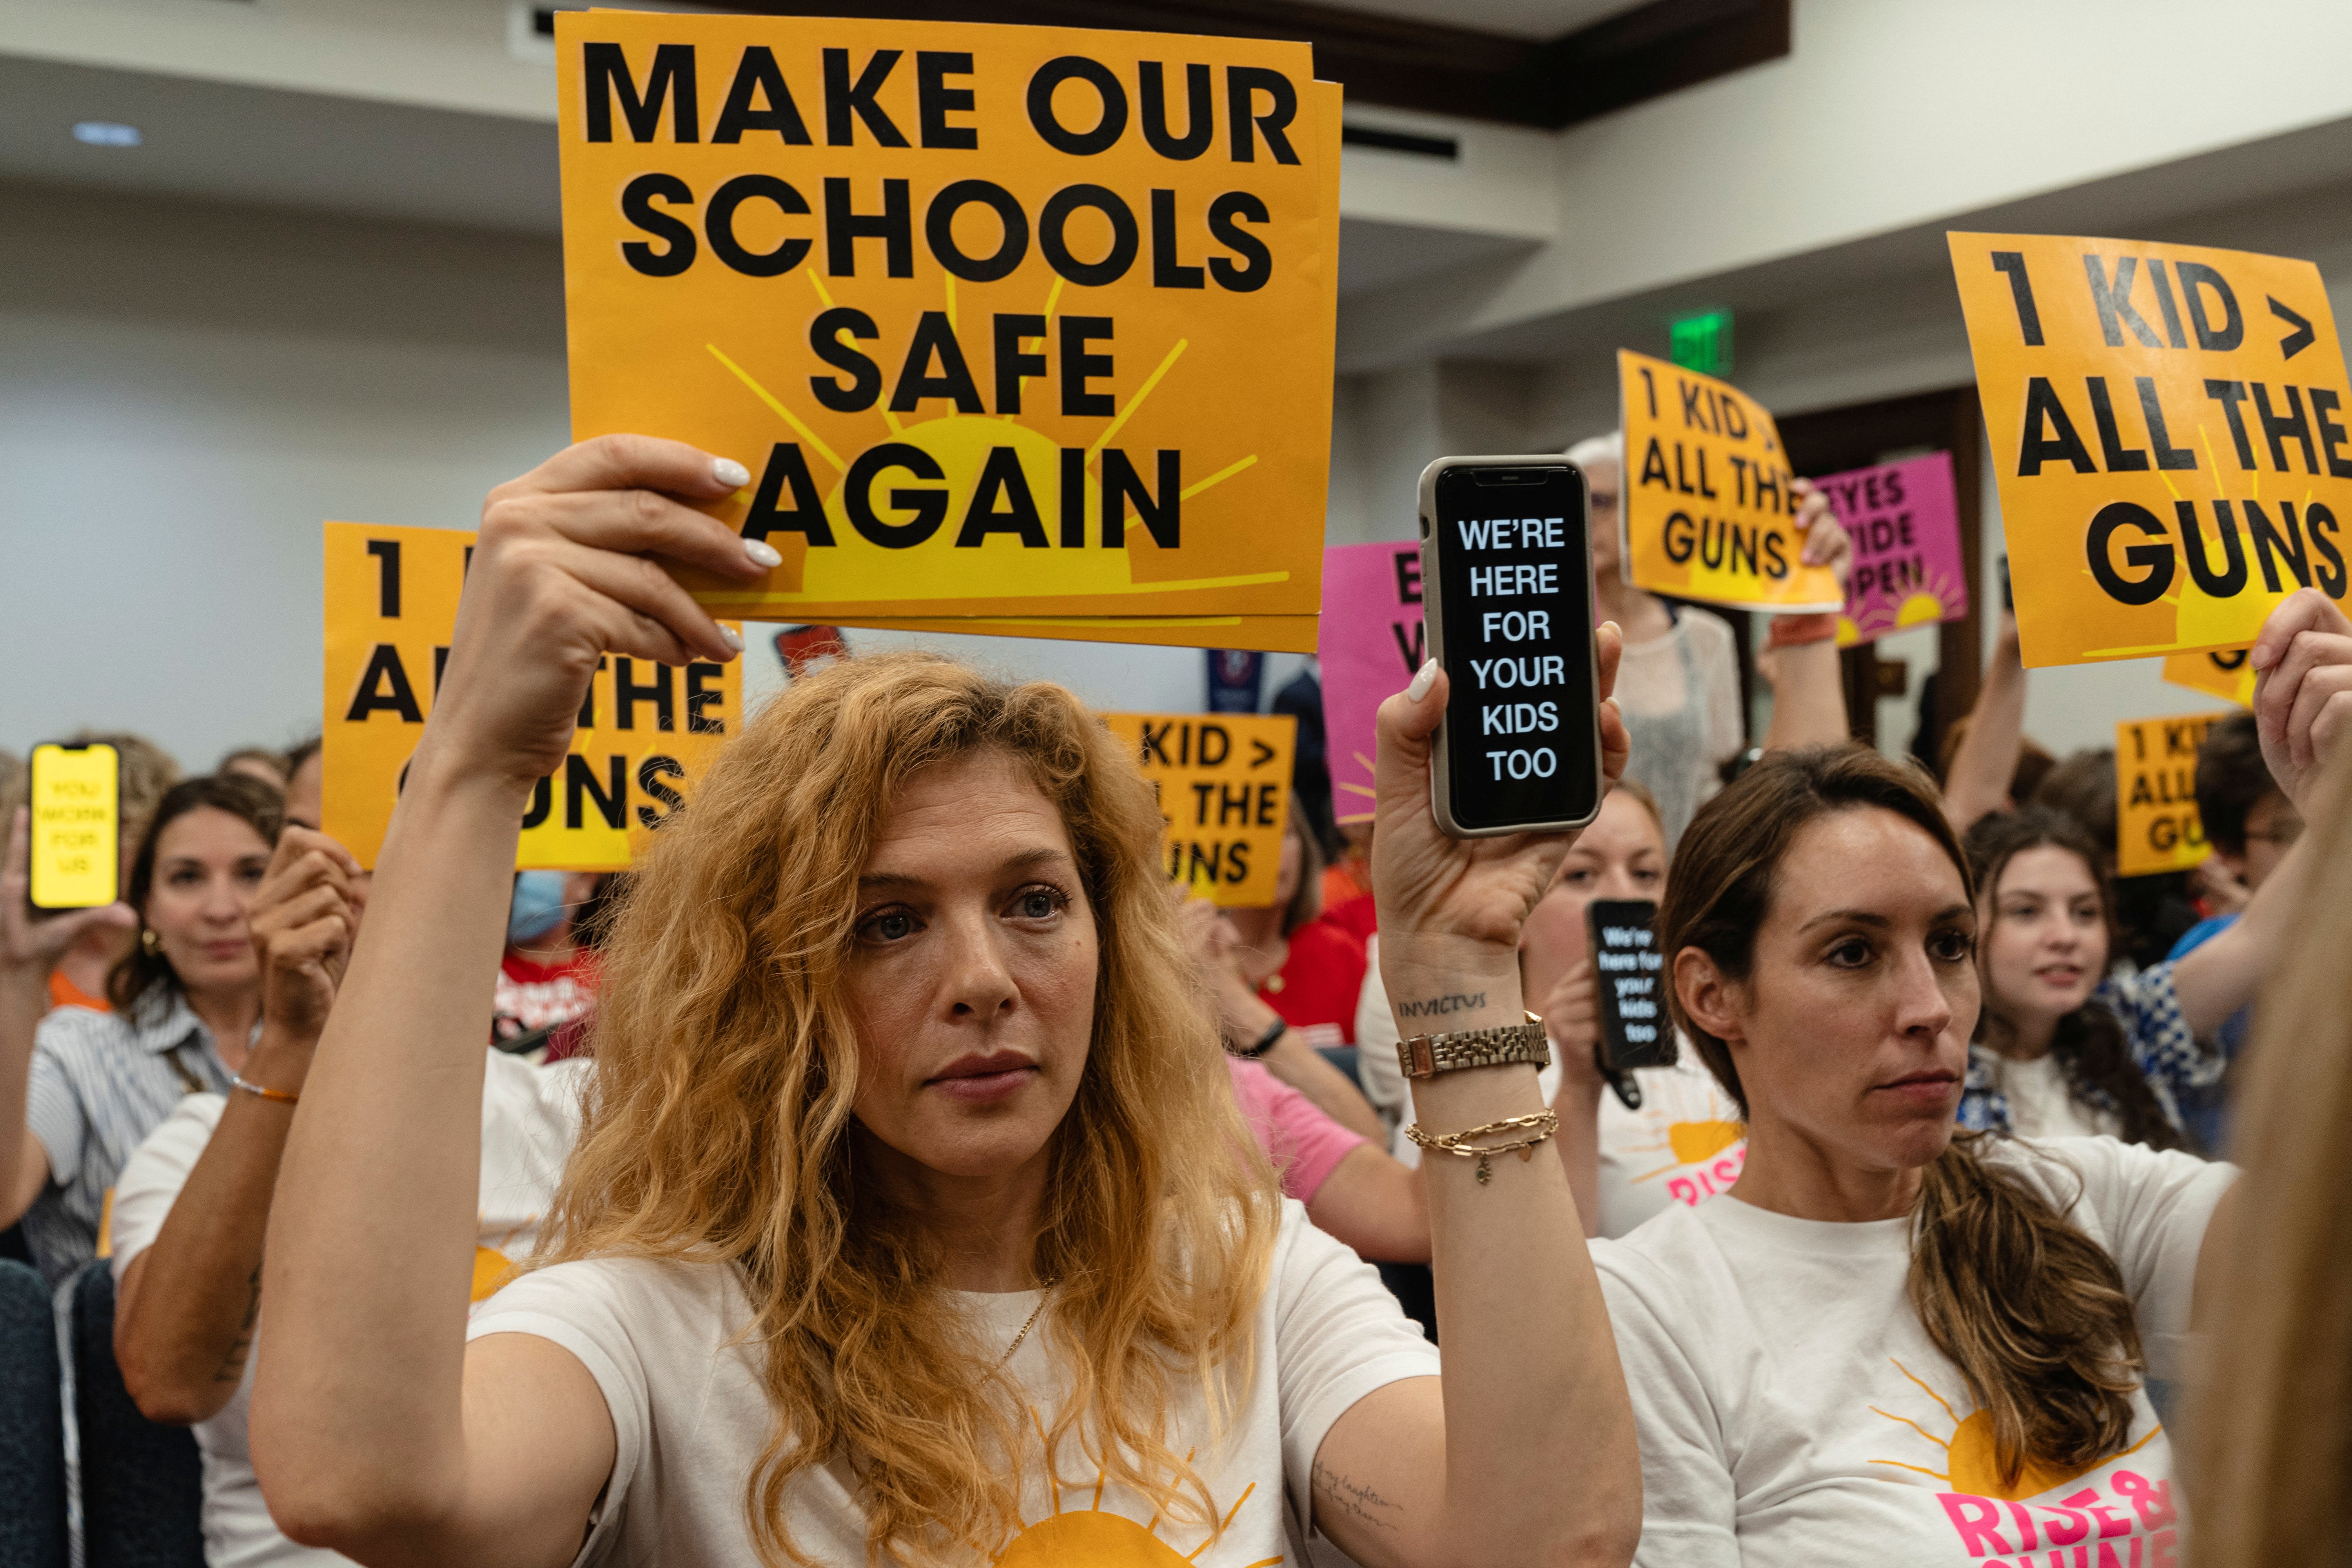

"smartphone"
[1417, 456, 1601, 837]
[1586, 898, 1674, 1073]
[27, 742, 120, 911]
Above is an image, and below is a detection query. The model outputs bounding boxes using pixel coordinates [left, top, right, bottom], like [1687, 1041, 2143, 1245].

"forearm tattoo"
[213, 1265, 262, 1385]
[1395, 991, 1486, 1021]
[1313, 1457, 1402, 1534]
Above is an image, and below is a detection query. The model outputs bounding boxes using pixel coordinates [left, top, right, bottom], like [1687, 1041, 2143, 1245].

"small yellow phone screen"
[29, 743, 120, 910]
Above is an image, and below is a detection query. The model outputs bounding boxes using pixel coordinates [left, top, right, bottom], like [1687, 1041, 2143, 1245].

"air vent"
[1340, 124, 1459, 161]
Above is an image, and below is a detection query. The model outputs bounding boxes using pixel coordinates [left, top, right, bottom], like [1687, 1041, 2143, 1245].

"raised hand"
[424, 436, 769, 798]
[247, 828, 365, 1045]
[1791, 477, 1854, 592]
[2250, 587, 2352, 814]
[0, 806, 137, 985]
[1371, 625, 1630, 1004]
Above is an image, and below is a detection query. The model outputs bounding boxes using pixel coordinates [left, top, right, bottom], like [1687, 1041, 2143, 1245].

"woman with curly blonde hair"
[249, 436, 1641, 1568]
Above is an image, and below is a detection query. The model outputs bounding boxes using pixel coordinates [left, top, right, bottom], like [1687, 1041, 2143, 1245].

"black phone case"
[1586, 898, 1675, 1073]
[1416, 455, 1604, 838]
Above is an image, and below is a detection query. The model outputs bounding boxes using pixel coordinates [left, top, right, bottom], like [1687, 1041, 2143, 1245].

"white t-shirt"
[466, 1199, 1439, 1567]
[1986, 1053, 2120, 1140]
[109, 1052, 589, 1568]
[1592, 1136, 2233, 1568]
[1356, 945, 1745, 1238]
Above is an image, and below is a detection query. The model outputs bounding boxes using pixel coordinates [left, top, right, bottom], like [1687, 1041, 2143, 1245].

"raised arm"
[1942, 611, 2025, 833]
[115, 828, 358, 1425]
[249, 437, 763, 1568]
[1309, 635, 1641, 1568]
[2171, 589, 2352, 1037]
[0, 808, 137, 1225]
[1758, 478, 1855, 753]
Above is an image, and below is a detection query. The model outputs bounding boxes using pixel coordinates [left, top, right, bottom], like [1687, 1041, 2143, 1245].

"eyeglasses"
[2245, 819, 2304, 848]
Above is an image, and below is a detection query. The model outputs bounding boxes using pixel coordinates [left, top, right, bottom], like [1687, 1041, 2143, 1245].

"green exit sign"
[1668, 310, 1733, 376]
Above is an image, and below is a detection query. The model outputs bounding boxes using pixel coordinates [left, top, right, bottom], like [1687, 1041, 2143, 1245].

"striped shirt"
[23, 995, 235, 1285]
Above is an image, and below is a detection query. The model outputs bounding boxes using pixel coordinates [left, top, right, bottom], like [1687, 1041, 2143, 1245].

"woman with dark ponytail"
[1593, 745, 2221, 1564]
[1592, 584, 2347, 1568]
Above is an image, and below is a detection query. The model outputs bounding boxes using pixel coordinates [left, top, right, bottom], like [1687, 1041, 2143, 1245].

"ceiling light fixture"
[72, 121, 143, 147]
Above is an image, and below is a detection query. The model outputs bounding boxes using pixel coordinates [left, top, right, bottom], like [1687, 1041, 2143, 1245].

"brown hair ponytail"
[1663, 745, 2147, 1489]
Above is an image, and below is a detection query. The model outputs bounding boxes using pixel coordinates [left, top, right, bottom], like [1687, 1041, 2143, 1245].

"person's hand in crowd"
[1993, 606, 2021, 660]
[1537, 955, 1606, 1086]
[422, 436, 763, 799]
[248, 828, 365, 1051]
[0, 805, 138, 991]
[2190, 855, 2253, 920]
[1790, 477, 1854, 592]
[1371, 626, 1632, 1000]
[2252, 587, 2352, 815]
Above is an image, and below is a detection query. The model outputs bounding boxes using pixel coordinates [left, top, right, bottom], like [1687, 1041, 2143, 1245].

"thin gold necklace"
[992, 1287, 1053, 1376]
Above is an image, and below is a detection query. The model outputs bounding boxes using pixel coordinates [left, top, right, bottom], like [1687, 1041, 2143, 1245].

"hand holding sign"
[432, 437, 757, 799]
[2250, 586, 2352, 813]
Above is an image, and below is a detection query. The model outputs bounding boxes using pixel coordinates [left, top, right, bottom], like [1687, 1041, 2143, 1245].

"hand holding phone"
[1418, 456, 1603, 837]
[4, 800, 135, 992]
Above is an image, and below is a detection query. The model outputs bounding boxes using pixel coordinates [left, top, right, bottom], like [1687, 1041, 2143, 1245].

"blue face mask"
[507, 871, 571, 944]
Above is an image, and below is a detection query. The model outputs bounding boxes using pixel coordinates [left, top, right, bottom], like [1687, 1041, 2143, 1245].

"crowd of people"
[2, 428, 2349, 1568]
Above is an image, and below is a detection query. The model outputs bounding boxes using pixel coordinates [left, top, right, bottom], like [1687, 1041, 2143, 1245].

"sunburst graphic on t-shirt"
[990, 1422, 1282, 1568]
[1866, 1357, 2159, 1500]
[1608, 1071, 1745, 1187]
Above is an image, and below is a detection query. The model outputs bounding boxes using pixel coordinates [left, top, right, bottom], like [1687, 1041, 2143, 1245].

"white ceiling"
[1308, 0, 1650, 39]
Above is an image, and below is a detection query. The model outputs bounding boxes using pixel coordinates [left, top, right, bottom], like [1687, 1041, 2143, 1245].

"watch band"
[1230, 1018, 1287, 1060]
[1396, 1012, 1550, 1080]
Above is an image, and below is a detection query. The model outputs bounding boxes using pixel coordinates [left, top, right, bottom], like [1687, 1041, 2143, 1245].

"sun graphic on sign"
[702, 265, 1274, 609]
[1867, 1358, 2159, 1501]
[988, 1423, 1283, 1568]
[1845, 563, 1968, 644]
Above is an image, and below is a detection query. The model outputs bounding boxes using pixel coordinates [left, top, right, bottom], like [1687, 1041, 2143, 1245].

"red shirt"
[1257, 917, 1369, 1047]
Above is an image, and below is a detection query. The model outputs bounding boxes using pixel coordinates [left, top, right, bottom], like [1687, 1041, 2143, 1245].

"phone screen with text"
[1431, 465, 1597, 832]
[28, 743, 119, 911]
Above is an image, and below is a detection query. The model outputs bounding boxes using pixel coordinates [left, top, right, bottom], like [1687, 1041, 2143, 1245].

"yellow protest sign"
[555, 14, 1336, 645]
[1950, 232, 2352, 668]
[2114, 711, 2227, 877]
[837, 612, 1317, 652]
[321, 523, 741, 870]
[1617, 348, 1844, 613]
[2163, 646, 2256, 708]
[1100, 711, 1294, 906]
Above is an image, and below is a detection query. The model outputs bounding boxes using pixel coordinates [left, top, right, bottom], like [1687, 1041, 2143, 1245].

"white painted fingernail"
[719, 625, 744, 652]
[744, 537, 783, 568]
[1406, 658, 1439, 702]
[712, 457, 751, 488]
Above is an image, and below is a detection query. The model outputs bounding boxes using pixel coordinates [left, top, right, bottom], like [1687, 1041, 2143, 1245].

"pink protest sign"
[1815, 451, 1969, 646]
[1317, 541, 1426, 824]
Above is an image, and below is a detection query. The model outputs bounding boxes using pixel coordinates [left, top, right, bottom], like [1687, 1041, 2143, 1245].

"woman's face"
[1680, 807, 1979, 1174]
[1272, 826, 1304, 911]
[1584, 457, 1622, 581]
[1980, 844, 2107, 1027]
[841, 750, 1100, 1184]
[143, 807, 271, 997]
[1520, 789, 1666, 1004]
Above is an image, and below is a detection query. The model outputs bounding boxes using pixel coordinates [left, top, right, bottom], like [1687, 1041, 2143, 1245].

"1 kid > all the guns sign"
[1951, 232, 2352, 668]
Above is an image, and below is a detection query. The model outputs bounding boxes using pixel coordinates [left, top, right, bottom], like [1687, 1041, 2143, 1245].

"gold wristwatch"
[1396, 1012, 1550, 1080]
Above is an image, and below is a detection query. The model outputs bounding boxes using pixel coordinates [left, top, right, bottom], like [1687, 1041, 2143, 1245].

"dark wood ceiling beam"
[686, 0, 1791, 129]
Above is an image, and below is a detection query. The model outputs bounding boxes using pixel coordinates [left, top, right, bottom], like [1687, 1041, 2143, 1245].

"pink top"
[1226, 1056, 1366, 1204]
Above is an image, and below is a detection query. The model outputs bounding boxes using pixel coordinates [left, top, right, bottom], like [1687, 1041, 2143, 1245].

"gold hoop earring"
[140, 929, 160, 954]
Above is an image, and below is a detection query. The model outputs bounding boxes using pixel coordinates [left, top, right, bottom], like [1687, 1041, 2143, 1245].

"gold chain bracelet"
[1404, 1110, 1560, 1185]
